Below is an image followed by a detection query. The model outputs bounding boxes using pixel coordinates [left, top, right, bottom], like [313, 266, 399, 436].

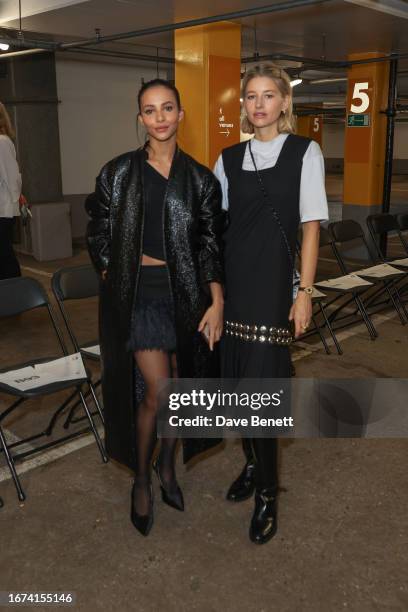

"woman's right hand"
[19, 194, 28, 207]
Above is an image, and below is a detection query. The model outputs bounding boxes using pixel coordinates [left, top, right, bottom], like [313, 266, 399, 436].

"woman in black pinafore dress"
[214, 64, 328, 544]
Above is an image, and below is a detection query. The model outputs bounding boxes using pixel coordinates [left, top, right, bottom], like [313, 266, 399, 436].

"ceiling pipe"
[0, 36, 174, 63]
[0, 33, 56, 50]
[243, 51, 408, 68]
[346, 52, 408, 66]
[58, 0, 334, 50]
[242, 53, 344, 69]
[63, 46, 174, 63]
[0, 34, 174, 62]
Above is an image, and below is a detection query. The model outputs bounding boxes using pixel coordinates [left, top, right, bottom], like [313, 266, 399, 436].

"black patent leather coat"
[85, 146, 223, 471]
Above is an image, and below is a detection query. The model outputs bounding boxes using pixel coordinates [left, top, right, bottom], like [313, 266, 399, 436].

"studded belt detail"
[224, 320, 293, 345]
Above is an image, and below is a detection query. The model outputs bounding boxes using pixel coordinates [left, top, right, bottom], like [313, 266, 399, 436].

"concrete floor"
[1, 185, 408, 611]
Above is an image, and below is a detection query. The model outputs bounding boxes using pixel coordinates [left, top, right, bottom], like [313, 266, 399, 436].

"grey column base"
[63, 194, 89, 239]
[31, 202, 72, 261]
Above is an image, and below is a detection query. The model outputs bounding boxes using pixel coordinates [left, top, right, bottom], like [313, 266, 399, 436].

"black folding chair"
[313, 224, 377, 339]
[366, 213, 408, 299]
[51, 265, 103, 430]
[367, 213, 408, 262]
[0, 277, 108, 502]
[329, 219, 408, 327]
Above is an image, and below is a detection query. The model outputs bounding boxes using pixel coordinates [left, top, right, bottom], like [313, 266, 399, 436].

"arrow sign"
[220, 129, 230, 136]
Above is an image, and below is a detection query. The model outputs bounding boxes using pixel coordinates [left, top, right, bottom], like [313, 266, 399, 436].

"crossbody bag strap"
[248, 139, 295, 275]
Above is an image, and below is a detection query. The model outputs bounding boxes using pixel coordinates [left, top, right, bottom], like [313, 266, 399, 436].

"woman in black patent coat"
[85, 79, 224, 536]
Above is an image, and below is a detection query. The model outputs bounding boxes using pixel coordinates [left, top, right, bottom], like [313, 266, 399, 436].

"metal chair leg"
[355, 294, 378, 339]
[88, 383, 105, 425]
[0, 424, 26, 502]
[384, 283, 406, 325]
[63, 381, 105, 429]
[311, 313, 331, 354]
[77, 389, 108, 463]
[393, 283, 408, 321]
[63, 386, 95, 429]
[318, 302, 343, 355]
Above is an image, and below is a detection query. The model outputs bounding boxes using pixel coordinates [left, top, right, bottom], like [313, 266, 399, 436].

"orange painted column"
[343, 52, 389, 251]
[175, 22, 241, 168]
[297, 114, 323, 146]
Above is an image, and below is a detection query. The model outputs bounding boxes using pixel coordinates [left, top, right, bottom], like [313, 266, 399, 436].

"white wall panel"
[56, 58, 164, 194]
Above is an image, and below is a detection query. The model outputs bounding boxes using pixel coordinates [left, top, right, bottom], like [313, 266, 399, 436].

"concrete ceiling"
[1, 0, 408, 99]
[0, 0, 407, 56]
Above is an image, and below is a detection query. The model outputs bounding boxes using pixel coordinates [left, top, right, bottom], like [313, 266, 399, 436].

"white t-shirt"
[213, 133, 329, 223]
[0, 134, 22, 218]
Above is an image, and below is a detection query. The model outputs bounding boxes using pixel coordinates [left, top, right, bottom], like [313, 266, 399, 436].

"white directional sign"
[218, 106, 234, 137]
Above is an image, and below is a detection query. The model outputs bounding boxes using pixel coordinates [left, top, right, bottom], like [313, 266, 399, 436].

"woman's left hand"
[289, 292, 312, 338]
[198, 301, 224, 351]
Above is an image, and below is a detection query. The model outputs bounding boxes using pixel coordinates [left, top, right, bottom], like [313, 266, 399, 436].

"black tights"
[133, 349, 178, 515]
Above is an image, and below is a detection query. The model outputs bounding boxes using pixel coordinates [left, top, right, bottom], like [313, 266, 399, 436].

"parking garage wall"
[56, 58, 166, 238]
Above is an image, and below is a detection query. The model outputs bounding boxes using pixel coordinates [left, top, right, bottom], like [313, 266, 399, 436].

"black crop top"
[142, 161, 167, 261]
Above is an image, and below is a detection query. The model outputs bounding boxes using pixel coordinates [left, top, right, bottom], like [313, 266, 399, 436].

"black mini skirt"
[127, 265, 177, 353]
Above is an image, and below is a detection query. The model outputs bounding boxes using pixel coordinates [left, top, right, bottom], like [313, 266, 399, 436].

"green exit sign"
[347, 113, 370, 127]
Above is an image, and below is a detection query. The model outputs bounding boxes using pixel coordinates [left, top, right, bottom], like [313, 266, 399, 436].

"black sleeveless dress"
[220, 134, 311, 378]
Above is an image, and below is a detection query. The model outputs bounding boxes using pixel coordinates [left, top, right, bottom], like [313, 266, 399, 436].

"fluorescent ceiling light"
[0, 43, 10, 51]
[345, 0, 408, 19]
[290, 79, 303, 87]
[310, 77, 347, 84]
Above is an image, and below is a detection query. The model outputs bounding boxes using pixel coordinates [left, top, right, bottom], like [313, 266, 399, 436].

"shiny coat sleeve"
[85, 162, 113, 273]
[198, 171, 224, 285]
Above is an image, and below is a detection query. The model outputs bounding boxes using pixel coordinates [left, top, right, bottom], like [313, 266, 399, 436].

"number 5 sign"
[349, 79, 372, 114]
[345, 77, 374, 163]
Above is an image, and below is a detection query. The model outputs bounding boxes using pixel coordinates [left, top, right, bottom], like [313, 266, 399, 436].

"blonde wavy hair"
[241, 63, 295, 135]
[0, 102, 15, 140]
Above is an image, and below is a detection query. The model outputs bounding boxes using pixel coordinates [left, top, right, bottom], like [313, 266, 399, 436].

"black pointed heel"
[130, 479, 154, 536]
[152, 460, 184, 512]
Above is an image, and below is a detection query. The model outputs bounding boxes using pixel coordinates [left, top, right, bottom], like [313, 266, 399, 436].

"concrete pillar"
[0, 52, 63, 203]
[175, 22, 241, 168]
[297, 113, 323, 146]
[343, 52, 389, 258]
